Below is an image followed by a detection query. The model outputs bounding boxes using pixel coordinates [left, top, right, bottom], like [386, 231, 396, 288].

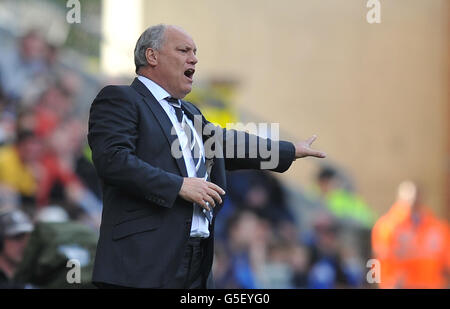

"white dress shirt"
[137, 75, 210, 238]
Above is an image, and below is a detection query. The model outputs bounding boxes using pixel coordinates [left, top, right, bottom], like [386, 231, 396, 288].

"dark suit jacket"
[87, 78, 296, 288]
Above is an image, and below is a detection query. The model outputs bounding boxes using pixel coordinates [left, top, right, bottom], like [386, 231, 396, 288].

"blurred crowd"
[212, 168, 376, 289]
[0, 30, 448, 289]
[0, 29, 102, 220]
[0, 29, 101, 288]
[212, 169, 449, 289]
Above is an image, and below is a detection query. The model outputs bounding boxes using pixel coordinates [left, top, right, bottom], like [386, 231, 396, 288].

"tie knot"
[166, 97, 181, 108]
[166, 97, 183, 124]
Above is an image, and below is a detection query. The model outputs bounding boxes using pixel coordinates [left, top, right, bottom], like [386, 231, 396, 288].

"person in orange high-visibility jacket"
[372, 181, 449, 289]
[371, 181, 414, 288]
[390, 206, 449, 288]
[372, 201, 410, 288]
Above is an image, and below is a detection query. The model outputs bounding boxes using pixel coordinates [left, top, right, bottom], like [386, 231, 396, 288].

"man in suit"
[88, 24, 326, 289]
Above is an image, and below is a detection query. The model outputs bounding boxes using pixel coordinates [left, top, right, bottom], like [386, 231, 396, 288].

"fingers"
[200, 183, 225, 210]
[207, 181, 226, 195]
[201, 194, 215, 211]
[306, 134, 317, 146]
[206, 187, 223, 205]
[308, 150, 327, 158]
[190, 178, 226, 211]
[294, 135, 327, 159]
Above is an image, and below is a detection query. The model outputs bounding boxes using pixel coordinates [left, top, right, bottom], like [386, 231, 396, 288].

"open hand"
[294, 135, 326, 159]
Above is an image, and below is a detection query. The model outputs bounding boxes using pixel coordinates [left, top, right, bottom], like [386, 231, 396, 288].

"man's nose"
[188, 53, 198, 65]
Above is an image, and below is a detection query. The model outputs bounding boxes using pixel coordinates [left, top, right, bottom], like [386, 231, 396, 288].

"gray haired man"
[88, 24, 325, 288]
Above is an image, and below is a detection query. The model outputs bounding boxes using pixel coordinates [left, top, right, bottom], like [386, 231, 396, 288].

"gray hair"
[134, 24, 167, 73]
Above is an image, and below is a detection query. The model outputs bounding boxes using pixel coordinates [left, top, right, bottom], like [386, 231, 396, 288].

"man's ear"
[145, 48, 158, 66]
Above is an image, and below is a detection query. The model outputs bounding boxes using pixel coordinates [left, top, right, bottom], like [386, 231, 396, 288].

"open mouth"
[184, 68, 195, 80]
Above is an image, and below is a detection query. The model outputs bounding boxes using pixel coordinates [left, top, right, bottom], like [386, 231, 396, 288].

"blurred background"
[0, 0, 448, 289]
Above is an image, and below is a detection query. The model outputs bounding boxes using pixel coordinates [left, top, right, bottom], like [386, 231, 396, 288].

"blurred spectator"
[0, 130, 43, 206]
[305, 212, 363, 288]
[33, 85, 73, 138]
[0, 209, 34, 288]
[215, 170, 295, 243]
[314, 167, 375, 229]
[0, 29, 47, 102]
[226, 170, 295, 225]
[224, 210, 270, 288]
[0, 185, 20, 213]
[288, 245, 310, 288]
[215, 208, 308, 289]
[371, 180, 416, 288]
[310, 166, 375, 271]
[374, 181, 450, 288]
[14, 206, 98, 289]
[256, 240, 295, 289]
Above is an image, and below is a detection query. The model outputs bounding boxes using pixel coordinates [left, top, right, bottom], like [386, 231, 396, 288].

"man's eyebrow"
[177, 45, 197, 53]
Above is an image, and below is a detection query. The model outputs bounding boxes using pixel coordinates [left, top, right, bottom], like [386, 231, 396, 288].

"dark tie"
[166, 97, 213, 223]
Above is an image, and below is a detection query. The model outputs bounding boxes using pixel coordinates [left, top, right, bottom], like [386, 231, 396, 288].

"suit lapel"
[131, 78, 188, 177]
[181, 102, 216, 141]
[180, 102, 204, 138]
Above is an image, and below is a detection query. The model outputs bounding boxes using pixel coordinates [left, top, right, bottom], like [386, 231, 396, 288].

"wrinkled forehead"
[164, 26, 197, 49]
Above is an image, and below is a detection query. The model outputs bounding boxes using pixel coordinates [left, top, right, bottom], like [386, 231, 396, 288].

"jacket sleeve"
[87, 86, 183, 208]
[221, 128, 296, 173]
[187, 102, 296, 173]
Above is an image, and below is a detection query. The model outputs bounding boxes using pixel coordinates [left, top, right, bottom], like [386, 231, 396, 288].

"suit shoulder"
[95, 84, 138, 101]
[182, 100, 202, 114]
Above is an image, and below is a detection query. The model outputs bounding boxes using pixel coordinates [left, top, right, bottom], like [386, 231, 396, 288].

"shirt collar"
[137, 75, 171, 102]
